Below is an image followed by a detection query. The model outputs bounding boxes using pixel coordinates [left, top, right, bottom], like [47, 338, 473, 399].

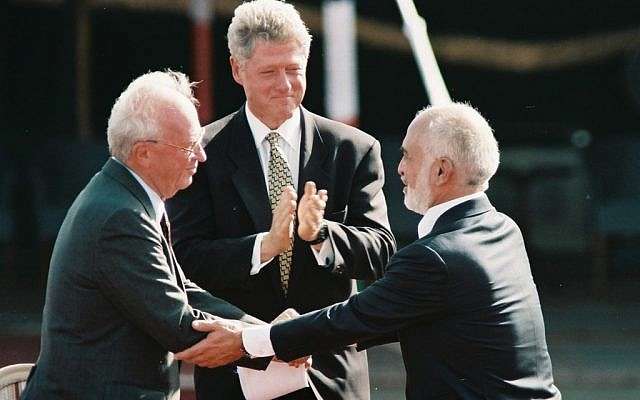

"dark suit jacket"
[167, 106, 396, 399]
[270, 195, 561, 400]
[22, 159, 261, 400]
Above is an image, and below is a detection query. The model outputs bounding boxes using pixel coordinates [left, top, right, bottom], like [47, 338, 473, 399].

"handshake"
[174, 181, 330, 370]
[174, 308, 310, 370]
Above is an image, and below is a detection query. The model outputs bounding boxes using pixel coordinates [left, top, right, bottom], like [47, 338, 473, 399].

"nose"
[194, 141, 206, 162]
[275, 70, 292, 92]
[397, 157, 405, 177]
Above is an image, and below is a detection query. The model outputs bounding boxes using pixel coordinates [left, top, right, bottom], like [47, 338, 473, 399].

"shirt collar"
[417, 191, 486, 238]
[245, 103, 301, 149]
[112, 157, 165, 224]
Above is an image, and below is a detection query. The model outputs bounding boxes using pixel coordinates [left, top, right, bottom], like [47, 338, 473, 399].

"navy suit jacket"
[271, 194, 561, 400]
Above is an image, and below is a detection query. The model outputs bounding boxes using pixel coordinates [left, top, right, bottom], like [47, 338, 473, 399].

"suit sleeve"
[94, 208, 256, 352]
[325, 139, 396, 280]
[183, 278, 264, 325]
[270, 243, 448, 361]
[167, 161, 257, 291]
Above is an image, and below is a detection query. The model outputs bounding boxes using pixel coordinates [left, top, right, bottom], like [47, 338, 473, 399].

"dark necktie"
[160, 212, 172, 247]
[266, 132, 294, 295]
[160, 211, 185, 288]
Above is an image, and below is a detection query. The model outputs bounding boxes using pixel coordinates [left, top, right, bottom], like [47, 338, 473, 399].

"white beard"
[404, 188, 430, 215]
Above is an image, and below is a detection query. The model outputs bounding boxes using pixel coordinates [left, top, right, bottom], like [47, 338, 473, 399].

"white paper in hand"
[238, 361, 309, 400]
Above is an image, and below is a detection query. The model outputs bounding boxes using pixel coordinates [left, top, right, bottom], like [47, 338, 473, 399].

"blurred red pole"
[190, 0, 214, 124]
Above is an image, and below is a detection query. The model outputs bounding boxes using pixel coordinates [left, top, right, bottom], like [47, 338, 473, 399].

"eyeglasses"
[140, 137, 202, 156]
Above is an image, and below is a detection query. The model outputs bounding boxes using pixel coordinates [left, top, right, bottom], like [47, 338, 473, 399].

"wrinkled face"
[231, 40, 307, 129]
[148, 98, 206, 200]
[397, 126, 434, 215]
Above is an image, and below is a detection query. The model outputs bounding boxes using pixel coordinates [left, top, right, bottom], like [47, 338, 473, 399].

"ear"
[130, 142, 152, 168]
[230, 57, 244, 86]
[433, 157, 454, 186]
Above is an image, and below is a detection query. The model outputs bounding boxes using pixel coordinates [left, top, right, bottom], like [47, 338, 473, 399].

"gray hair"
[227, 0, 312, 62]
[414, 103, 500, 191]
[107, 70, 198, 160]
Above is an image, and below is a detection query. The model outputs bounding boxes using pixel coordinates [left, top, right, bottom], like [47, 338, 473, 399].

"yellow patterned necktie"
[266, 132, 294, 295]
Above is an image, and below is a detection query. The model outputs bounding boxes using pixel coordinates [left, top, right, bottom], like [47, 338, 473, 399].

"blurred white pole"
[395, 0, 451, 105]
[322, 0, 359, 126]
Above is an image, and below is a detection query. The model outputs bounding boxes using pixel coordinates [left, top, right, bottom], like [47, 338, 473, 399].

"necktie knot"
[266, 131, 280, 147]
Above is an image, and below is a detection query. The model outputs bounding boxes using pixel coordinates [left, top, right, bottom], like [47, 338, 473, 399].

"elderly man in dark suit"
[21, 70, 263, 400]
[177, 103, 562, 400]
[166, 0, 395, 399]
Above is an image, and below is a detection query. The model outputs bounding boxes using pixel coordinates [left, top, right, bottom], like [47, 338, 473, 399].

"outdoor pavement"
[1, 290, 639, 399]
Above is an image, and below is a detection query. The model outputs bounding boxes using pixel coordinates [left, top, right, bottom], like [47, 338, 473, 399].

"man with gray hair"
[167, 0, 396, 398]
[21, 70, 263, 400]
[176, 103, 562, 400]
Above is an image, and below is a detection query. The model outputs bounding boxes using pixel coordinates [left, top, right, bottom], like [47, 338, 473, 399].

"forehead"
[158, 97, 201, 140]
[404, 113, 434, 146]
[402, 125, 422, 150]
[246, 40, 307, 66]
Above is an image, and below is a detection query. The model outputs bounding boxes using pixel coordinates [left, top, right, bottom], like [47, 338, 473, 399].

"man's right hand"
[270, 309, 312, 369]
[174, 319, 244, 368]
[261, 187, 297, 262]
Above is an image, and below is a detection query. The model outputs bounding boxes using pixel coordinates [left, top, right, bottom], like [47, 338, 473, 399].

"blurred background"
[2, 0, 639, 398]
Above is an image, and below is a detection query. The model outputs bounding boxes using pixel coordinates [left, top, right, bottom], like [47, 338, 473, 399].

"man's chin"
[275, 108, 295, 121]
[274, 101, 300, 116]
[403, 198, 413, 212]
[404, 198, 423, 215]
[177, 177, 194, 192]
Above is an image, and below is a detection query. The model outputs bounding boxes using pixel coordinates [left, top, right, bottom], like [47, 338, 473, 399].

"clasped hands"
[261, 181, 329, 262]
[174, 308, 310, 369]
[175, 183, 326, 368]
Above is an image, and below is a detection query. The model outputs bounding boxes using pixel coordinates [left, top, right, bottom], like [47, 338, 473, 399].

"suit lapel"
[227, 108, 272, 232]
[284, 109, 332, 294]
[101, 158, 157, 221]
[298, 107, 331, 198]
[103, 159, 182, 286]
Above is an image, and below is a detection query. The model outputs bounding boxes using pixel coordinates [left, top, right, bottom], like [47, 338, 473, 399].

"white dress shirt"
[241, 191, 489, 357]
[417, 192, 486, 238]
[245, 104, 334, 275]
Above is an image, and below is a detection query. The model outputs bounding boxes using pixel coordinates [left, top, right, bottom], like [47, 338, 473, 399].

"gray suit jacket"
[22, 159, 261, 400]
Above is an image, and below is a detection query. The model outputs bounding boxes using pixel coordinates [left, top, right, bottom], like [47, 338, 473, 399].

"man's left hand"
[174, 318, 244, 368]
[297, 181, 328, 243]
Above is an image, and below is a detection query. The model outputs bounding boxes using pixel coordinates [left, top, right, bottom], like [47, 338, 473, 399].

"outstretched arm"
[174, 243, 448, 367]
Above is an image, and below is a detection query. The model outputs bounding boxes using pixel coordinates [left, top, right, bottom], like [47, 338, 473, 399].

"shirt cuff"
[250, 232, 273, 275]
[242, 325, 275, 357]
[310, 239, 334, 266]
